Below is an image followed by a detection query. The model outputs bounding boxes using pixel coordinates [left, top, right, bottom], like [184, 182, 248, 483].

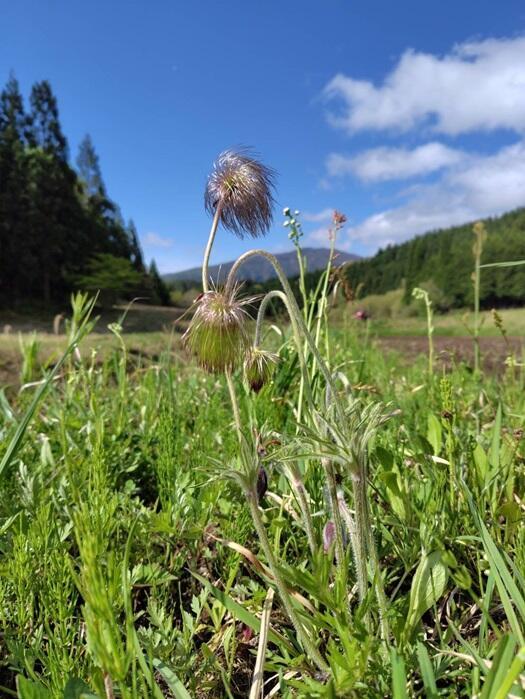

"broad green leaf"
[416, 643, 438, 698]
[153, 660, 192, 699]
[427, 414, 442, 455]
[379, 470, 406, 520]
[473, 443, 489, 485]
[405, 551, 448, 639]
[63, 678, 98, 699]
[16, 677, 53, 699]
[390, 648, 409, 699]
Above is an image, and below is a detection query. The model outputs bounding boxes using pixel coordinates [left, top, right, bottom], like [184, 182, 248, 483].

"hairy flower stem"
[351, 471, 370, 626]
[255, 289, 313, 418]
[288, 466, 317, 556]
[226, 369, 243, 440]
[202, 202, 224, 292]
[322, 458, 346, 569]
[103, 673, 115, 699]
[255, 290, 316, 554]
[226, 250, 345, 422]
[245, 489, 328, 672]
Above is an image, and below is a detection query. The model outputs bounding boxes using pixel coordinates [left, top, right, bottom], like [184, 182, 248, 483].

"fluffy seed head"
[244, 347, 279, 392]
[183, 288, 253, 373]
[205, 149, 275, 238]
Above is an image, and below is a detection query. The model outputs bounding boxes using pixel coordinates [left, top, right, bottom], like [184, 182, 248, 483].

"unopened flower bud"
[256, 467, 268, 502]
[323, 521, 336, 553]
[244, 347, 279, 392]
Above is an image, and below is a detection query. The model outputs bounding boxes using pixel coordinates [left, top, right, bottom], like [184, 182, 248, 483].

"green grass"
[0, 302, 524, 697]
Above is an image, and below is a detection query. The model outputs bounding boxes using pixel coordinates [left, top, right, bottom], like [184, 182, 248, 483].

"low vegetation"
[0, 150, 524, 699]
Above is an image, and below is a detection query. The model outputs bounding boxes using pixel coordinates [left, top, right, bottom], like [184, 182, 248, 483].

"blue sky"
[2, 1, 525, 272]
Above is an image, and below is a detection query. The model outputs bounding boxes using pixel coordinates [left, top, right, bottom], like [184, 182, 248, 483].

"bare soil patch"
[377, 335, 523, 372]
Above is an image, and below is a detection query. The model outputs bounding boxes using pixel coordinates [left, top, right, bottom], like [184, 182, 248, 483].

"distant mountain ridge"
[163, 247, 360, 284]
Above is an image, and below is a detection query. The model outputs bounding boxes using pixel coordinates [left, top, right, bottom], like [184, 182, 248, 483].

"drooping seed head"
[183, 287, 253, 373]
[205, 149, 275, 238]
[243, 347, 279, 392]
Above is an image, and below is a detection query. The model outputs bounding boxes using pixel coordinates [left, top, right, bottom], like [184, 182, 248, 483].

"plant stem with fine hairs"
[225, 369, 242, 441]
[202, 202, 223, 292]
[226, 250, 345, 422]
[245, 488, 328, 672]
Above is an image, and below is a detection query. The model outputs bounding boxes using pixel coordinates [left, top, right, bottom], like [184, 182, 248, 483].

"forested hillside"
[0, 75, 169, 308]
[345, 208, 525, 308]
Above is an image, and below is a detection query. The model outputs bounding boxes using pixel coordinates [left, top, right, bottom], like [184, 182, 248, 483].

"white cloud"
[327, 142, 465, 181]
[143, 232, 173, 248]
[346, 140, 525, 249]
[324, 36, 525, 135]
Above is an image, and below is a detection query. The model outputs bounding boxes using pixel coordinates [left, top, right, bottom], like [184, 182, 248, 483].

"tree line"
[0, 74, 170, 308]
[342, 208, 525, 309]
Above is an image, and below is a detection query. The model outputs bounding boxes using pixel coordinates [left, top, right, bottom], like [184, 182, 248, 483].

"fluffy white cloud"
[143, 231, 173, 248]
[327, 142, 465, 181]
[324, 36, 525, 135]
[345, 140, 525, 249]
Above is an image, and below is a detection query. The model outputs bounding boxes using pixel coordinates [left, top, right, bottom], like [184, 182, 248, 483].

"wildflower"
[183, 286, 254, 373]
[204, 149, 275, 238]
[323, 521, 336, 552]
[332, 210, 347, 228]
[244, 347, 279, 392]
[354, 309, 369, 321]
[256, 466, 268, 502]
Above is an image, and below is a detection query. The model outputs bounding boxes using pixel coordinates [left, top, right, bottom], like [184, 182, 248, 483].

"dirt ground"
[377, 335, 523, 373]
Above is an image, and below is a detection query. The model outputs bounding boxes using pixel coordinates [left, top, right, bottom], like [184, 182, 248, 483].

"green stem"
[254, 289, 313, 417]
[474, 254, 481, 374]
[226, 250, 345, 422]
[202, 202, 223, 292]
[351, 471, 369, 609]
[322, 458, 346, 568]
[288, 465, 317, 557]
[225, 370, 242, 441]
[245, 490, 328, 672]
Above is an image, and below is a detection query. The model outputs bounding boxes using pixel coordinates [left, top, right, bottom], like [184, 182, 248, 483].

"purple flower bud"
[256, 467, 268, 502]
[323, 521, 336, 553]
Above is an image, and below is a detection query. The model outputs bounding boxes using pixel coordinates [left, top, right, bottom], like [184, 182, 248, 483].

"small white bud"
[283, 207, 291, 216]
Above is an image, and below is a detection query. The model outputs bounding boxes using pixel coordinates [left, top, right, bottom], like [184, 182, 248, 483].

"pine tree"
[149, 259, 171, 306]
[76, 134, 105, 198]
[28, 80, 68, 161]
[127, 219, 145, 272]
[0, 74, 30, 304]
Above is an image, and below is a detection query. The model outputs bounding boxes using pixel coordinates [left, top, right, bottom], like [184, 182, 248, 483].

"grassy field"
[0, 288, 524, 698]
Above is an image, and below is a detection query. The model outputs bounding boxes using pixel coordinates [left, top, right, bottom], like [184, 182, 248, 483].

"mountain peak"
[163, 247, 360, 284]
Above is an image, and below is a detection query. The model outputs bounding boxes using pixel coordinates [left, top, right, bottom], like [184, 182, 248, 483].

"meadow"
[1, 151, 524, 699]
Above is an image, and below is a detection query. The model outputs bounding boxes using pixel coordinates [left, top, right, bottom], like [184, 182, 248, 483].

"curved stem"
[246, 490, 328, 672]
[226, 249, 345, 422]
[202, 202, 223, 292]
[254, 289, 313, 413]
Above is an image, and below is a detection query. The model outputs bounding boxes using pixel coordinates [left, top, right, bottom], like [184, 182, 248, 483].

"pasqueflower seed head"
[205, 149, 275, 238]
[243, 347, 279, 393]
[183, 287, 253, 373]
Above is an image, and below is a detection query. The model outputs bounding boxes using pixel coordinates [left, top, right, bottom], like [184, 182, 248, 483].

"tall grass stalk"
[472, 222, 486, 374]
[412, 287, 434, 376]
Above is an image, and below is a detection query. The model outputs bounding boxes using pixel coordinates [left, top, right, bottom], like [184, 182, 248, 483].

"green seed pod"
[243, 347, 279, 392]
[183, 288, 253, 373]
